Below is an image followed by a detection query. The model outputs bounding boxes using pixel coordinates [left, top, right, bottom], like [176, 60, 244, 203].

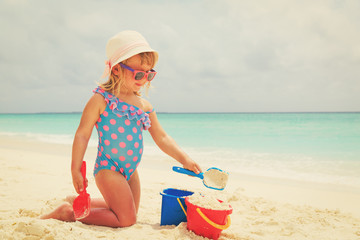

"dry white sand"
[1, 136, 360, 240]
[203, 169, 229, 190]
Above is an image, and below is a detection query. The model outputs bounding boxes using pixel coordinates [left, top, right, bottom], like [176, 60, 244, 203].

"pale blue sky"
[1, 0, 359, 113]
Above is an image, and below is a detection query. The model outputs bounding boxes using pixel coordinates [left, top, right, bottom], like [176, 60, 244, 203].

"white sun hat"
[101, 30, 158, 78]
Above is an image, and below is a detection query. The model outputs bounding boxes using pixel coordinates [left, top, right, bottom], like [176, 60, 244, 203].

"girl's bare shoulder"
[139, 97, 154, 113]
[88, 92, 107, 113]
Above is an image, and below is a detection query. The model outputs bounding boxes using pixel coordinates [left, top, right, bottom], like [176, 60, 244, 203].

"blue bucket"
[160, 188, 194, 226]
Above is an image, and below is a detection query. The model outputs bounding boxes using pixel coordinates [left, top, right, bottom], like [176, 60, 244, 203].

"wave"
[144, 145, 360, 189]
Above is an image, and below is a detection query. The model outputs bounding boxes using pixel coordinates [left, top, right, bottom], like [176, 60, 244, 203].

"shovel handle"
[80, 161, 87, 192]
[172, 166, 203, 179]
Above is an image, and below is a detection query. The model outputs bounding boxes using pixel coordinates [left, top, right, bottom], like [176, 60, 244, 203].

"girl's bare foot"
[40, 203, 75, 222]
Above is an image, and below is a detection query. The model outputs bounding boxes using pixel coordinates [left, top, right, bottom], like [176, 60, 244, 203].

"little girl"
[41, 30, 202, 227]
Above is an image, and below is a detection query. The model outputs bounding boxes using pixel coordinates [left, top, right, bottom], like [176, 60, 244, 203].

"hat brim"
[111, 46, 158, 70]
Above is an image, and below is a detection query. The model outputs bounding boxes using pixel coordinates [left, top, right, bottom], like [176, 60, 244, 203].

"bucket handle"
[177, 198, 187, 217]
[196, 208, 231, 230]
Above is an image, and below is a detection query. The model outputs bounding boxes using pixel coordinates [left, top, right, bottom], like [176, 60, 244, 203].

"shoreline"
[1, 111, 359, 114]
[1, 135, 360, 239]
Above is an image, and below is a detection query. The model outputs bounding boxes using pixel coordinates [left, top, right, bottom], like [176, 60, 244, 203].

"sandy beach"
[1, 135, 360, 240]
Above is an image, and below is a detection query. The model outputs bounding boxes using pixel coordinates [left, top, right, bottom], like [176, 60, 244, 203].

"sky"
[0, 0, 360, 113]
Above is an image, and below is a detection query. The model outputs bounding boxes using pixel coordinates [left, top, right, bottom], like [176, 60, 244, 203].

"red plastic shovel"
[73, 161, 90, 220]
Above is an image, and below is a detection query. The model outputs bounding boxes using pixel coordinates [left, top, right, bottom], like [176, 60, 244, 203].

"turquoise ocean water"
[1, 112, 359, 188]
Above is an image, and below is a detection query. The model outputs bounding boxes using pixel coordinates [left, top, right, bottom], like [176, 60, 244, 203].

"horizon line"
[1, 111, 360, 115]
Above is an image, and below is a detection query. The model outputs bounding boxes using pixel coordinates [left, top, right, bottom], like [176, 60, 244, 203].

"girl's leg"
[41, 170, 140, 227]
[66, 169, 140, 211]
[128, 169, 140, 213]
[79, 169, 137, 227]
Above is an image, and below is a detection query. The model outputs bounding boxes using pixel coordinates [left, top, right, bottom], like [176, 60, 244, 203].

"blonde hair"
[99, 52, 158, 97]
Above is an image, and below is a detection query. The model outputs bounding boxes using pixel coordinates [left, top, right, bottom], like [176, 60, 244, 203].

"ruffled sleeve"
[146, 108, 155, 114]
[93, 87, 152, 130]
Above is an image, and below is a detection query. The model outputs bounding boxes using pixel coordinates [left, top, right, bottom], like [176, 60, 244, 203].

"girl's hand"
[72, 171, 88, 194]
[182, 158, 202, 175]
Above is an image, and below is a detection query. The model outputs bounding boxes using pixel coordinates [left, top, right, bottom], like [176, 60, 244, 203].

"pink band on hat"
[101, 41, 150, 78]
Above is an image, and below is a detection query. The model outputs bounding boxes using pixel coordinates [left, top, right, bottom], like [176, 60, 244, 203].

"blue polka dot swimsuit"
[93, 87, 153, 180]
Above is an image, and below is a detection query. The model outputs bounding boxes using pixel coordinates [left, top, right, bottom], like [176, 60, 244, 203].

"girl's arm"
[71, 93, 105, 193]
[148, 111, 202, 174]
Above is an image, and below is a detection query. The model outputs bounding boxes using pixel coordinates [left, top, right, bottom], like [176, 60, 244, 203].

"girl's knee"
[117, 211, 137, 227]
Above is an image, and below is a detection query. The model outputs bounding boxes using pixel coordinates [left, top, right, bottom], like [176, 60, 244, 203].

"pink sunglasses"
[119, 63, 157, 81]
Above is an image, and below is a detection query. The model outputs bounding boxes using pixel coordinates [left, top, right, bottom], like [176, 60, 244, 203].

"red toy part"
[73, 161, 91, 220]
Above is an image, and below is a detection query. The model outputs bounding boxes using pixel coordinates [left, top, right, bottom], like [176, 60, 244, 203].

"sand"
[203, 169, 229, 190]
[187, 193, 232, 211]
[1, 135, 360, 240]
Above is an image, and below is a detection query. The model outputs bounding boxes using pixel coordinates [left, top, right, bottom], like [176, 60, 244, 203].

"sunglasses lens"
[147, 72, 156, 81]
[135, 72, 145, 80]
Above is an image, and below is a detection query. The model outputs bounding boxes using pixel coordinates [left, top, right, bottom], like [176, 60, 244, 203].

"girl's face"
[121, 54, 152, 93]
